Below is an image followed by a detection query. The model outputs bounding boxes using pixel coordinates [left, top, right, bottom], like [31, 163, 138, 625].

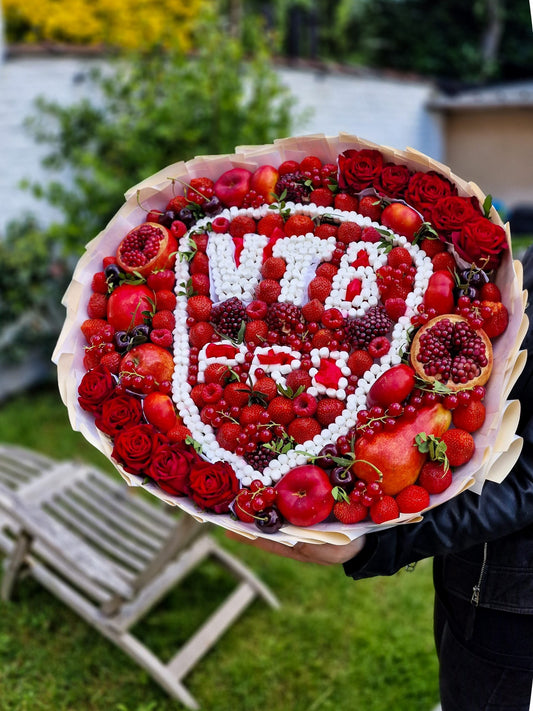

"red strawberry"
[347, 350, 374, 377]
[418, 461, 452, 494]
[384, 284, 411, 300]
[253, 376, 278, 403]
[239, 404, 267, 426]
[310, 187, 334, 207]
[285, 369, 312, 393]
[152, 309, 175, 331]
[308, 276, 332, 302]
[150, 329, 173, 348]
[315, 263, 338, 281]
[189, 252, 209, 275]
[316, 398, 344, 426]
[261, 257, 286, 280]
[189, 322, 215, 348]
[314, 223, 338, 239]
[431, 252, 456, 272]
[229, 215, 257, 239]
[370, 495, 400, 523]
[441, 428, 475, 467]
[284, 214, 315, 237]
[187, 295, 213, 321]
[245, 319, 268, 346]
[384, 297, 407, 321]
[358, 195, 383, 221]
[147, 269, 176, 291]
[334, 193, 359, 212]
[192, 233, 209, 252]
[419, 237, 446, 258]
[224, 381, 251, 408]
[155, 289, 177, 311]
[81, 318, 115, 343]
[216, 422, 242, 452]
[300, 155, 322, 172]
[257, 213, 284, 237]
[267, 396, 295, 426]
[302, 298, 324, 323]
[91, 271, 108, 294]
[395, 484, 430, 513]
[480, 283, 502, 302]
[481, 300, 509, 339]
[87, 293, 108, 319]
[288, 416, 322, 444]
[190, 273, 210, 296]
[256, 279, 282, 304]
[311, 328, 334, 348]
[99, 351, 121, 374]
[337, 222, 363, 245]
[387, 246, 412, 268]
[204, 363, 231, 385]
[190, 384, 205, 407]
[166, 195, 188, 212]
[452, 400, 486, 433]
[333, 499, 368, 524]
[167, 423, 192, 443]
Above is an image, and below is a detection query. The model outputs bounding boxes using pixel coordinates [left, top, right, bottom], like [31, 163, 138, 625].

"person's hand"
[225, 530, 366, 566]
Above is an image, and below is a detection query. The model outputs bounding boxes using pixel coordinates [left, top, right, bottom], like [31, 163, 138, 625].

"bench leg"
[1, 531, 32, 602]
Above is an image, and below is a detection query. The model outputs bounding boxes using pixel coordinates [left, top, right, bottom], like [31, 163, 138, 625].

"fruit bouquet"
[53, 133, 529, 546]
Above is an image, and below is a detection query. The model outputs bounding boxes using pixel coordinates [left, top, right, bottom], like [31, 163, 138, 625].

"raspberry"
[150, 328, 173, 348]
[308, 276, 332, 302]
[257, 213, 284, 237]
[284, 214, 315, 236]
[337, 222, 363, 245]
[309, 187, 333, 207]
[335, 193, 359, 211]
[229, 215, 257, 239]
[147, 269, 176, 291]
[256, 279, 282, 304]
[211, 297, 247, 340]
[288, 417, 322, 444]
[187, 295, 213, 322]
[384, 297, 407, 321]
[91, 271, 108, 294]
[261, 257, 286, 280]
[87, 293, 108, 319]
[152, 310, 175, 331]
[361, 226, 381, 243]
[155, 289, 177, 311]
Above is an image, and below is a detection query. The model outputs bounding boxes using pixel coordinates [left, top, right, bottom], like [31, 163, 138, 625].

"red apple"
[250, 165, 279, 204]
[107, 284, 155, 332]
[366, 364, 415, 408]
[381, 202, 424, 241]
[275, 465, 334, 527]
[143, 391, 178, 432]
[214, 168, 253, 208]
[120, 343, 174, 390]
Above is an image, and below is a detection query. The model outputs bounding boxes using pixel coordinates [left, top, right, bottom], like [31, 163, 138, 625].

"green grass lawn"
[0, 386, 440, 711]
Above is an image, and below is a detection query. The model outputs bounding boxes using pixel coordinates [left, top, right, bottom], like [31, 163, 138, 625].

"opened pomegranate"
[116, 222, 177, 276]
[410, 314, 493, 391]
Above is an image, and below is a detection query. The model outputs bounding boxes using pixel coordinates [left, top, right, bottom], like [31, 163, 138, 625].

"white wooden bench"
[0, 444, 279, 709]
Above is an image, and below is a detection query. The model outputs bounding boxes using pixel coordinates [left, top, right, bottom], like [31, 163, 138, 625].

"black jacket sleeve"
[344, 246, 533, 581]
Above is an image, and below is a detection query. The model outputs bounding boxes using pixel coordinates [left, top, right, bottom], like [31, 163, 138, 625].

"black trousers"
[434, 593, 533, 710]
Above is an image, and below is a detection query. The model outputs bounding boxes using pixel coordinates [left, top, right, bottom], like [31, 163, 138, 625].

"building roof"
[429, 80, 533, 110]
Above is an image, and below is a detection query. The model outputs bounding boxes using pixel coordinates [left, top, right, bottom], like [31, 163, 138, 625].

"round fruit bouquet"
[54, 134, 528, 545]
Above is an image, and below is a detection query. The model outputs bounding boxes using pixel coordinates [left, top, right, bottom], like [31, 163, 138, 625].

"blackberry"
[211, 297, 247, 341]
[275, 172, 310, 204]
[265, 303, 303, 343]
[344, 306, 393, 350]
[244, 444, 277, 473]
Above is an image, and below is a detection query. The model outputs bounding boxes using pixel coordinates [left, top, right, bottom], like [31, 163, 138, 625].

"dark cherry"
[314, 443, 338, 469]
[255, 506, 284, 534]
[178, 207, 196, 227]
[203, 196, 223, 216]
[329, 466, 355, 492]
[104, 263, 121, 287]
[131, 324, 150, 345]
[158, 210, 179, 228]
[114, 331, 130, 353]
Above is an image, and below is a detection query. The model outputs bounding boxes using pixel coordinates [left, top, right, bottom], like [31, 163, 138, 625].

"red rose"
[95, 393, 143, 437]
[431, 196, 481, 233]
[338, 149, 384, 192]
[451, 216, 508, 270]
[78, 365, 115, 414]
[374, 162, 411, 198]
[148, 443, 197, 496]
[405, 171, 457, 220]
[112, 424, 165, 476]
[188, 460, 239, 513]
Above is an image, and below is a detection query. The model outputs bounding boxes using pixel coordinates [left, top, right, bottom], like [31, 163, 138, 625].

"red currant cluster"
[233, 480, 283, 533]
[116, 370, 172, 396]
[454, 295, 493, 329]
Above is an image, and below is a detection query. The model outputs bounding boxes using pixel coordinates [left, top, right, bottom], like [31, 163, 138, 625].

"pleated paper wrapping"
[53, 134, 529, 546]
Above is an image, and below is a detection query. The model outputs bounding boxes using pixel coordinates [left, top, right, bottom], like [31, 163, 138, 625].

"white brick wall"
[0, 56, 443, 232]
